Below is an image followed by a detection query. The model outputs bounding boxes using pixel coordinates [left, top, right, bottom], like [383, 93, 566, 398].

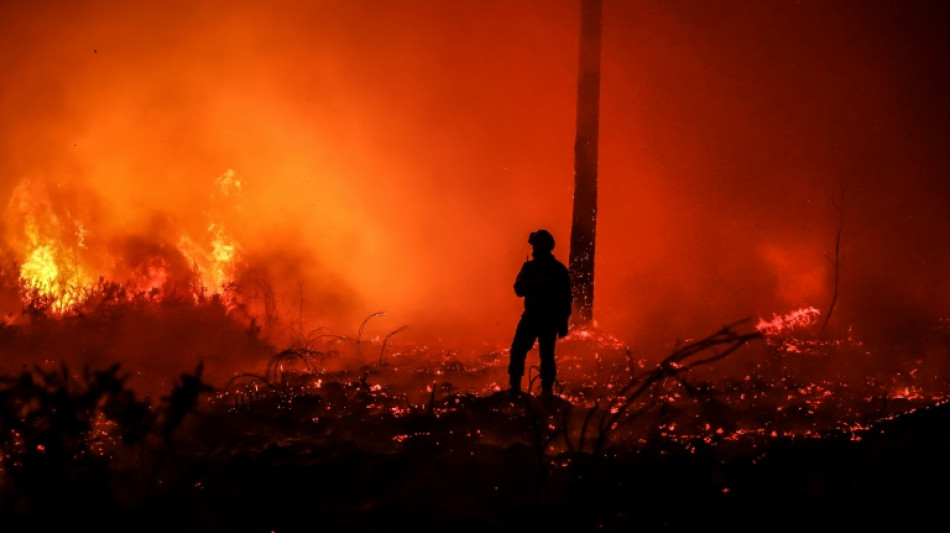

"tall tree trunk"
[568, 0, 602, 328]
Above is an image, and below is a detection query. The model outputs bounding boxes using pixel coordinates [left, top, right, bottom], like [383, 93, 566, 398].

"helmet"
[528, 229, 555, 252]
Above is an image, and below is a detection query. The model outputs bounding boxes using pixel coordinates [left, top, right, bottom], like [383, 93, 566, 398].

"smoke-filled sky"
[1, 0, 948, 355]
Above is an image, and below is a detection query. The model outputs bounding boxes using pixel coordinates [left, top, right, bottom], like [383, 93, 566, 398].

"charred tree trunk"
[568, 0, 602, 327]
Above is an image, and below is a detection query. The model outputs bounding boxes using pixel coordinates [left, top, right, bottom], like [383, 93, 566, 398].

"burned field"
[2, 300, 948, 532]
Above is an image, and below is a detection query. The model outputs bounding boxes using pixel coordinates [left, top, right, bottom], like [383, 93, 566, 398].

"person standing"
[508, 229, 573, 397]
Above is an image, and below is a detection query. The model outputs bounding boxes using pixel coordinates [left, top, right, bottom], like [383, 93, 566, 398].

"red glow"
[0, 0, 947, 390]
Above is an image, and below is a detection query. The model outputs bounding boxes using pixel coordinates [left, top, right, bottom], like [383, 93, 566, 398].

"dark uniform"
[509, 230, 573, 395]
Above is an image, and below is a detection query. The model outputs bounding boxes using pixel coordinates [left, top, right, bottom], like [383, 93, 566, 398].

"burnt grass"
[2, 317, 950, 532]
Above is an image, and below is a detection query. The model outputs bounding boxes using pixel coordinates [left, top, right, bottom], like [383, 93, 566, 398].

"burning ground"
[1, 291, 949, 531]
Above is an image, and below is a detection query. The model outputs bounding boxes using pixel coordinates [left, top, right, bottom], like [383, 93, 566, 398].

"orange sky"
[1, 0, 948, 356]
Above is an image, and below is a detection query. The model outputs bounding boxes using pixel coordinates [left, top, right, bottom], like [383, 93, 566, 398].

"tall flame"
[177, 222, 241, 308]
[12, 183, 93, 312]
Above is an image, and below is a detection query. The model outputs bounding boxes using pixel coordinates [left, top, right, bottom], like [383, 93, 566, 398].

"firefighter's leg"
[538, 326, 558, 396]
[509, 317, 536, 393]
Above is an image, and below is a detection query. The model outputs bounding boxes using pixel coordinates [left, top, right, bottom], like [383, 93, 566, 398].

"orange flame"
[11, 182, 94, 312]
[177, 222, 241, 306]
[6, 176, 244, 314]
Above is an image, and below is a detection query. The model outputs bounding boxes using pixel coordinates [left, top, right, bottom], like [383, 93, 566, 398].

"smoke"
[0, 0, 948, 366]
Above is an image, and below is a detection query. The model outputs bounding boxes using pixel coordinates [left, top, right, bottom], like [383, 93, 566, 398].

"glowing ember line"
[756, 306, 821, 335]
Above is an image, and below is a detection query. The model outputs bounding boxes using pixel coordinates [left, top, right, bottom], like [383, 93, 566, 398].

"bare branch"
[378, 325, 409, 366]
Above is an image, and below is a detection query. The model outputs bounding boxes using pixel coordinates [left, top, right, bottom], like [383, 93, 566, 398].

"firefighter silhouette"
[508, 229, 572, 396]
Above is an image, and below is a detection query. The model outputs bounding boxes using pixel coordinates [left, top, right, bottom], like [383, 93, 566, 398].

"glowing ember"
[755, 307, 821, 336]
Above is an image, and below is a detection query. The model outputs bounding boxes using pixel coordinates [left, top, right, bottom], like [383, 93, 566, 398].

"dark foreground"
[2, 305, 949, 532]
[2, 375, 949, 533]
